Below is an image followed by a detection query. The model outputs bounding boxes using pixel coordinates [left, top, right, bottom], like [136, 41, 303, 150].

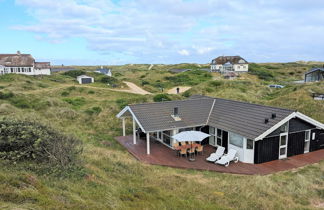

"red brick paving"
[115, 135, 324, 175]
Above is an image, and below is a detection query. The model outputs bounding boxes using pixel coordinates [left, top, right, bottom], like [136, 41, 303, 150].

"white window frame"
[279, 133, 288, 159]
[304, 130, 311, 153]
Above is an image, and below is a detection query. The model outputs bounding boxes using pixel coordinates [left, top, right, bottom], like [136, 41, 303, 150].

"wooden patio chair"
[179, 148, 187, 157]
[188, 147, 195, 156]
[196, 145, 204, 155]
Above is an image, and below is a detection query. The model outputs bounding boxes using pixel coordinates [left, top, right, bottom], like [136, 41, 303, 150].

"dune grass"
[0, 64, 323, 209]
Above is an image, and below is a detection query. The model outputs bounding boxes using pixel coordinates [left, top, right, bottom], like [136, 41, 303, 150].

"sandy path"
[13, 81, 152, 95]
[167, 86, 191, 94]
[117, 81, 152, 95]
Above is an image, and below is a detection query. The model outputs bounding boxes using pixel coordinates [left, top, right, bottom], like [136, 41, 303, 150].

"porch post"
[146, 132, 150, 155]
[122, 118, 126, 136]
[133, 117, 137, 144]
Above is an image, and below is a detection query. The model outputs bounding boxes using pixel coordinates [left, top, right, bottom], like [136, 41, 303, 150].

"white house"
[95, 66, 112, 77]
[210, 56, 248, 73]
[77, 75, 94, 84]
[0, 51, 51, 75]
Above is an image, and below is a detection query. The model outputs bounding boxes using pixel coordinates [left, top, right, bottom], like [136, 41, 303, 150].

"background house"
[0, 51, 51, 75]
[95, 66, 112, 77]
[210, 56, 248, 73]
[304, 67, 324, 82]
[77, 75, 94, 84]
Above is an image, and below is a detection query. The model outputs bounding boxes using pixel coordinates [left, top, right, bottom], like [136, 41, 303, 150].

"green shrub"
[67, 86, 77, 91]
[153, 94, 171, 102]
[88, 90, 95, 94]
[0, 91, 14, 99]
[9, 97, 31, 109]
[63, 97, 86, 107]
[0, 119, 83, 168]
[141, 80, 150, 86]
[100, 76, 119, 84]
[63, 70, 85, 78]
[61, 91, 70, 96]
[249, 63, 274, 81]
[85, 106, 102, 115]
[209, 81, 223, 87]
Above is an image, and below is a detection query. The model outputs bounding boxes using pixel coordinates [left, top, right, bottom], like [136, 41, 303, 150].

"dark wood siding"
[288, 118, 315, 133]
[287, 131, 305, 157]
[200, 126, 210, 145]
[268, 118, 315, 137]
[222, 131, 228, 152]
[310, 129, 324, 152]
[254, 136, 279, 164]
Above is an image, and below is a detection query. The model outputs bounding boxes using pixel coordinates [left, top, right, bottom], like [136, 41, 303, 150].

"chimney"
[173, 107, 179, 117]
[17, 51, 21, 55]
[271, 113, 277, 119]
[264, 118, 269, 124]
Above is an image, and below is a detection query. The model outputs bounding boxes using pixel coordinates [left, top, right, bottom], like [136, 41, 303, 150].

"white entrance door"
[279, 133, 288, 159]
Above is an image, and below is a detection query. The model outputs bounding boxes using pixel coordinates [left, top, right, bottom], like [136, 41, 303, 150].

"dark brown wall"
[310, 129, 324, 151]
[287, 131, 305, 157]
[254, 136, 279, 164]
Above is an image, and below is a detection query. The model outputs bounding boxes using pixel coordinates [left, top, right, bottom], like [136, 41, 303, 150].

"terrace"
[116, 135, 324, 175]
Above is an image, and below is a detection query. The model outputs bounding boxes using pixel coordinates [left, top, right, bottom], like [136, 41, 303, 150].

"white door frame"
[304, 130, 311, 153]
[279, 133, 288, 159]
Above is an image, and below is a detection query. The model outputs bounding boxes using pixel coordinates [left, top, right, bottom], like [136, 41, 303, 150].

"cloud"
[12, 0, 324, 64]
[178, 49, 190, 56]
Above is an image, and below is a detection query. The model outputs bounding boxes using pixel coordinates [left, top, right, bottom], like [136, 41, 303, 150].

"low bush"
[153, 94, 171, 102]
[63, 70, 86, 78]
[249, 63, 274, 81]
[209, 80, 223, 87]
[85, 106, 102, 115]
[61, 91, 70, 96]
[63, 97, 86, 108]
[0, 119, 83, 168]
[0, 91, 14, 99]
[88, 90, 95, 94]
[100, 76, 119, 86]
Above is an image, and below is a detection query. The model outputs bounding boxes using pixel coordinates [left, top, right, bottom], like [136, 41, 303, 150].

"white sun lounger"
[215, 149, 239, 167]
[206, 146, 225, 162]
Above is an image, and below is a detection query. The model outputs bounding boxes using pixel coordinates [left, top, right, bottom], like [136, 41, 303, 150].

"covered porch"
[115, 135, 324, 175]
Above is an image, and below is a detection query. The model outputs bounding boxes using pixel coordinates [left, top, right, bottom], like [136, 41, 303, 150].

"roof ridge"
[206, 99, 216, 124]
[210, 97, 294, 112]
[129, 97, 214, 107]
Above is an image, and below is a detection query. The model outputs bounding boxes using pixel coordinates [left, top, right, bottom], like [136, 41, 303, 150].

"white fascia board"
[295, 112, 324, 129]
[255, 111, 324, 141]
[254, 112, 296, 141]
[116, 106, 130, 118]
[116, 106, 146, 132]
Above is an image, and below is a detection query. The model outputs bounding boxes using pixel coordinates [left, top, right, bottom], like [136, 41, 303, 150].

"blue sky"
[1, 0, 324, 65]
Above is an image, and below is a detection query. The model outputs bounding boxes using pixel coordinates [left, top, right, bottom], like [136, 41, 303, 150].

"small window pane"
[247, 139, 253, 149]
[280, 148, 286, 155]
[280, 123, 288, 133]
[305, 131, 310, 141]
[217, 129, 222, 138]
[217, 137, 222, 146]
[280, 136, 287, 146]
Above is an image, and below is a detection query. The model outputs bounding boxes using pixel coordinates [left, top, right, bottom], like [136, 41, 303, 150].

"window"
[305, 130, 310, 141]
[304, 130, 311, 153]
[229, 132, 243, 148]
[247, 139, 253, 149]
[280, 122, 288, 133]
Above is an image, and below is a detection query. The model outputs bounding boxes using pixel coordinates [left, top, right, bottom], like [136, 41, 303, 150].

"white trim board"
[116, 106, 146, 133]
[255, 112, 324, 141]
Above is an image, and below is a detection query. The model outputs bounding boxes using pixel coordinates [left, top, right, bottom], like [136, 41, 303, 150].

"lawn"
[0, 64, 323, 209]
